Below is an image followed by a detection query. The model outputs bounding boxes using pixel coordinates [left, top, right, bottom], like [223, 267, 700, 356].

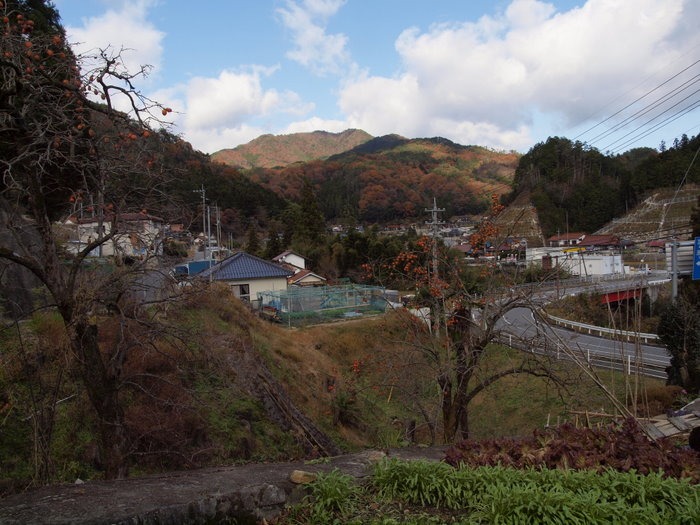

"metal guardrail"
[501, 273, 671, 379]
[545, 314, 661, 345]
[496, 334, 668, 380]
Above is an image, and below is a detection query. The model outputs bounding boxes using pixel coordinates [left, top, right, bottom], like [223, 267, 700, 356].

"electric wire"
[602, 93, 700, 153]
[574, 59, 700, 143]
[587, 74, 700, 147]
[607, 101, 700, 154]
[575, 58, 700, 152]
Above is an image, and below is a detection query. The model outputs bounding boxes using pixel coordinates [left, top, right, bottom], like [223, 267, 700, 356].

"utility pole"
[425, 198, 445, 335]
[213, 204, 221, 251]
[193, 185, 208, 260]
[671, 237, 678, 301]
[425, 197, 445, 282]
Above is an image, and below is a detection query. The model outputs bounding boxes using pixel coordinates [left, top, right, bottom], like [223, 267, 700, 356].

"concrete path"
[0, 446, 447, 524]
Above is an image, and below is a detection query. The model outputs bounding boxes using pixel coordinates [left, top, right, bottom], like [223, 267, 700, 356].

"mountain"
[509, 134, 700, 239]
[247, 135, 519, 222]
[210, 129, 373, 169]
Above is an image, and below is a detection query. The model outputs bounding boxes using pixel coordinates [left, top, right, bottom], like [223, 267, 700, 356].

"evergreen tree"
[245, 224, 260, 256]
[264, 227, 281, 260]
[658, 298, 700, 393]
[297, 178, 326, 243]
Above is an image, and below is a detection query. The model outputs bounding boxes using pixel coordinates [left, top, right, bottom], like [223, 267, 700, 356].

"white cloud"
[282, 116, 349, 135]
[65, 0, 164, 85]
[276, 0, 353, 76]
[336, 0, 699, 151]
[154, 67, 314, 153]
[60, 0, 700, 154]
[185, 124, 269, 155]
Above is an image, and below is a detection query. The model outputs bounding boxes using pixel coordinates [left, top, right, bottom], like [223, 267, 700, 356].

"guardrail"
[496, 334, 668, 380]
[544, 313, 661, 345]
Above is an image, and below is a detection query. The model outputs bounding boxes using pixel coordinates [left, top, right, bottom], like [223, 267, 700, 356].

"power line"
[606, 99, 700, 154]
[574, 59, 700, 142]
[575, 58, 700, 151]
[587, 74, 700, 146]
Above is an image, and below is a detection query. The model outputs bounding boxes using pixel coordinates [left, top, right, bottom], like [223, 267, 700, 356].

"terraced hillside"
[494, 192, 546, 248]
[594, 185, 700, 242]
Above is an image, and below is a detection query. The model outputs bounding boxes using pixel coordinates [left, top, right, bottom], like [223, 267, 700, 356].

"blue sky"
[54, 0, 700, 155]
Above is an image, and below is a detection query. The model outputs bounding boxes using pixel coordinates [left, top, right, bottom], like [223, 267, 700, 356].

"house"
[288, 269, 327, 287]
[272, 250, 307, 272]
[546, 232, 585, 247]
[577, 234, 621, 251]
[197, 251, 293, 305]
[63, 211, 164, 259]
[646, 239, 666, 252]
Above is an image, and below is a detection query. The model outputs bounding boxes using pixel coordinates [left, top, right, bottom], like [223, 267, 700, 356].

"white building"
[63, 212, 164, 259]
[527, 248, 624, 276]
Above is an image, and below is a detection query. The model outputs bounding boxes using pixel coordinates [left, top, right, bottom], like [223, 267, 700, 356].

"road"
[496, 273, 672, 379]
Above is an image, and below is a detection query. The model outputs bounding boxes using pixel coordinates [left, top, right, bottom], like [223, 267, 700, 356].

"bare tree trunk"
[439, 373, 457, 443]
[70, 321, 129, 479]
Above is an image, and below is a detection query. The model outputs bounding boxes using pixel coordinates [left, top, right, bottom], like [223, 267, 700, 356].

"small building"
[288, 269, 327, 287]
[64, 211, 164, 259]
[646, 239, 666, 252]
[541, 250, 624, 276]
[198, 251, 293, 306]
[547, 232, 585, 247]
[578, 234, 621, 251]
[272, 250, 307, 272]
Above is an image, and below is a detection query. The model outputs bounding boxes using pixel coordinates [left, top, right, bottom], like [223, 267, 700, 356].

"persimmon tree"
[372, 196, 571, 443]
[0, 0, 177, 479]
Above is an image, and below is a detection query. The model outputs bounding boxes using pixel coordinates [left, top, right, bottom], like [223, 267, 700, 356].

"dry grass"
[254, 309, 667, 447]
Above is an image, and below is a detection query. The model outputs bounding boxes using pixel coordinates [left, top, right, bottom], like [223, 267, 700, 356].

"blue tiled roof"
[198, 252, 293, 281]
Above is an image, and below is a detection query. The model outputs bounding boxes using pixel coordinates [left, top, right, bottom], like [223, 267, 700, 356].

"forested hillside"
[247, 136, 518, 222]
[509, 134, 700, 237]
[210, 129, 372, 169]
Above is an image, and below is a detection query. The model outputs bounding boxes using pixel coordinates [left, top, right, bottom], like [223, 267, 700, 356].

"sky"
[54, 0, 700, 156]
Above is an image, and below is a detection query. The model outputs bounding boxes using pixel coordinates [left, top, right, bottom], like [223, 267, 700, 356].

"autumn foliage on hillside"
[248, 138, 518, 222]
[211, 129, 372, 169]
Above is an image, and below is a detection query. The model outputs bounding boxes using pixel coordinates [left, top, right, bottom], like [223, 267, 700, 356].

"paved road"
[496, 272, 672, 378]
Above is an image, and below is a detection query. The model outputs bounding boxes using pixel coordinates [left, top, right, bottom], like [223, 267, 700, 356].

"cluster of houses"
[452, 232, 661, 277]
[61, 211, 329, 308]
[194, 250, 328, 306]
[61, 207, 670, 311]
[63, 211, 165, 260]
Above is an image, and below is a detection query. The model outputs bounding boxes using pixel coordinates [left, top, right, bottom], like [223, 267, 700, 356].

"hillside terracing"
[494, 192, 546, 248]
[594, 185, 700, 242]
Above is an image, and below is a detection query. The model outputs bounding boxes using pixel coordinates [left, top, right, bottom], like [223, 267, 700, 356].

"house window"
[232, 284, 250, 302]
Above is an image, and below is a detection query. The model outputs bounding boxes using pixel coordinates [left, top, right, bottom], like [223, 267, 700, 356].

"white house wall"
[526, 248, 623, 276]
[65, 218, 163, 258]
[228, 277, 288, 306]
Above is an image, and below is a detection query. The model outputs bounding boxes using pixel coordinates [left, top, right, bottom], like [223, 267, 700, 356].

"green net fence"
[257, 285, 399, 327]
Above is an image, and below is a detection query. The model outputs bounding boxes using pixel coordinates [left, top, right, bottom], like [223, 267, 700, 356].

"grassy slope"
[257, 310, 666, 447]
[0, 285, 670, 491]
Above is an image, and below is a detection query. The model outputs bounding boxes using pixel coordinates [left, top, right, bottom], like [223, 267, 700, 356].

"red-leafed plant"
[445, 418, 700, 482]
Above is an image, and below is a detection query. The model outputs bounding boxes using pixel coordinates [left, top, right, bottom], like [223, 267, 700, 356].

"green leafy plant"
[305, 468, 360, 524]
[283, 458, 700, 524]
